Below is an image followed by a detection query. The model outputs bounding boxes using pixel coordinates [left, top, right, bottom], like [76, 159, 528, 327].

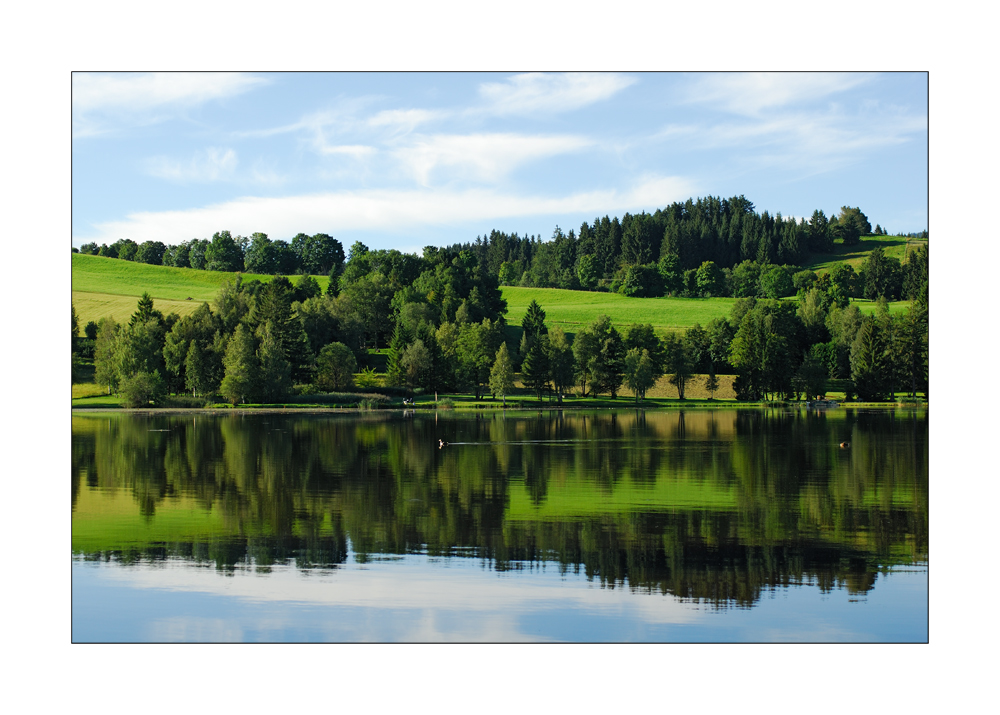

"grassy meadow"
[72, 253, 330, 326]
[72, 249, 916, 336]
[802, 234, 927, 274]
[502, 286, 737, 333]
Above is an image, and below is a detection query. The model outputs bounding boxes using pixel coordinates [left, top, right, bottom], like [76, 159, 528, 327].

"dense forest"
[72, 195, 929, 407]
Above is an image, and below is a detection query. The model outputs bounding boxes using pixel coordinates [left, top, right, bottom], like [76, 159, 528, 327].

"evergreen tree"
[589, 317, 624, 398]
[850, 316, 887, 401]
[521, 300, 548, 345]
[900, 294, 929, 398]
[257, 320, 293, 402]
[521, 334, 551, 400]
[220, 324, 258, 404]
[385, 321, 409, 387]
[129, 292, 162, 328]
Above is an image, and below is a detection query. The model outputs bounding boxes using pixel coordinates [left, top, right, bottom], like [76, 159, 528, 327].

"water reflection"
[72, 409, 927, 610]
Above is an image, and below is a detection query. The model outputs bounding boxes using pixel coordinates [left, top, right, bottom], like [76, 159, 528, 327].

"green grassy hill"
[72, 253, 330, 326]
[72, 249, 916, 333]
[802, 234, 927, 274]
[503, 286, 737, 333]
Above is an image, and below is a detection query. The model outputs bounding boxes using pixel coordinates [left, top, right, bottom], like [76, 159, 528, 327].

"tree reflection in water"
[72, 408, 927, 608]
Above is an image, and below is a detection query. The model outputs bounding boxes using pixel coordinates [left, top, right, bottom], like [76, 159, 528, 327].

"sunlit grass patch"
[502, 286, 736, 333]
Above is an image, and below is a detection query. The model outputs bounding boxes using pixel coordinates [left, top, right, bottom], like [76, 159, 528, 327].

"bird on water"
[439, 439, 448, 448]
[840, 441, 850, 448]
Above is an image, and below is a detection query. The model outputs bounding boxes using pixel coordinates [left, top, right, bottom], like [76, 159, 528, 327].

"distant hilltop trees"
[75, 195, 928, 302]
[78, 231, 346, 278]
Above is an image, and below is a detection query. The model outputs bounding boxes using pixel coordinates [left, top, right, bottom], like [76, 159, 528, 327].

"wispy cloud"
[76, 174, 697, 246]
[145, 147, 239, 182]
[394, 133, 593, 185]
[658, 105, 926, 174]
[368, 108, 445, 132]
[73, 72, 267, 137]
[478, 72, 636, 115]
[319, 144, 377, 158]
[681, 72, 874, 116]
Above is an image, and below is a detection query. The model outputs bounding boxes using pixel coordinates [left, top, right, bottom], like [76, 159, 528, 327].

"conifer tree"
[257, 320, 293, 402]
[521, 334, 551, 401]
[850, 316, 887, 401]
[385, 321, 409, 387]
[220, 324, 258, 404]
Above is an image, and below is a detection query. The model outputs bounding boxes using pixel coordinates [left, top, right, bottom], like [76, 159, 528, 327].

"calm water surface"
[71, 408, 928, 642]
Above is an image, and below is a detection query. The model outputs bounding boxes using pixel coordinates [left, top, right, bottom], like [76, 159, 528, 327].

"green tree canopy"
[316, 341, 357, 392]
[624, 347, 655, 403]
[205, 230, 244, 272]
[489, 342, 515, 405]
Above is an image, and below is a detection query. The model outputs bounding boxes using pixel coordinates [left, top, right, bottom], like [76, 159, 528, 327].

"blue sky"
[72, 72, 927, 253]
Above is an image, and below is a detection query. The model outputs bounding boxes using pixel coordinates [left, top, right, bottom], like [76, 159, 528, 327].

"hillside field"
[72, 250, 914, 332]
[802, 234, 926, 274]
[72, 253, 330, 326]
[503, 287, 738, 333]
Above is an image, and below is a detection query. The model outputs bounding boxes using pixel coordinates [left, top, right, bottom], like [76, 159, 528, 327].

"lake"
[71, 407, 927, 642]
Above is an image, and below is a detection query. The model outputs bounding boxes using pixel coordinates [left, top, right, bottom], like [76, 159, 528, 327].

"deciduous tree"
[489, 343, 515, 406]
[316, 341, 357, 392]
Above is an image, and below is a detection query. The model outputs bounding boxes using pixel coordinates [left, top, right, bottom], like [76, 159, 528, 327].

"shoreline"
[71, 401, 928, 415]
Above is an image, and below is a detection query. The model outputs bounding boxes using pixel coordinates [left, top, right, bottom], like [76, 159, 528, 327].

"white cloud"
[73, 72, 267, 113]
[656, 105, 926, 174]
[478, 72, 636, 115]
[73, 72, 267, 137]
[145, 147, 239, 182]
[99, 557, 705, 637]
[319, 144, 377, 158]
[394, 133, 593, 184]
[368, 108, 445, 131]
[75, 174, 698, 246]
[682, 72, 874, 116]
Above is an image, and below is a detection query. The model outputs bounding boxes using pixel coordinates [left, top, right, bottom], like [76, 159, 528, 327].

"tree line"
[71, 194, 928, 407]
[77, 230, 346, 277]
[74, 195, 927, 304]
[73, 248, 927, 408]
[74, 242, 509, 407]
